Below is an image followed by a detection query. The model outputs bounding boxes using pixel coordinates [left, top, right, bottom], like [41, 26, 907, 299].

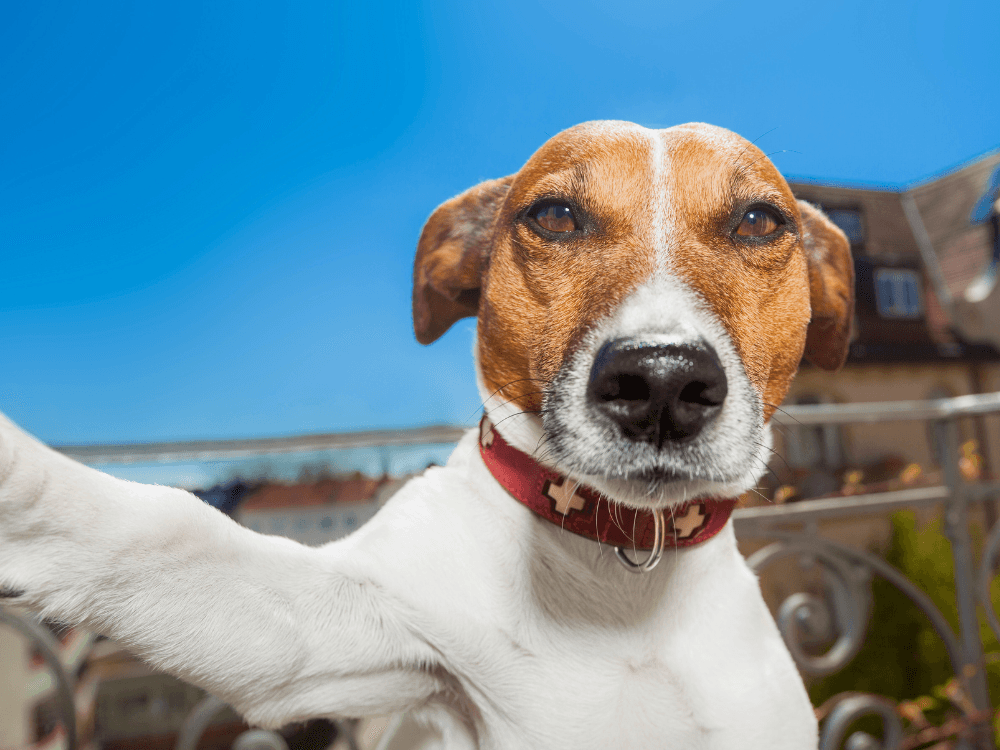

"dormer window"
[826, 208, 865, 246]
[874, 268, 922, 318]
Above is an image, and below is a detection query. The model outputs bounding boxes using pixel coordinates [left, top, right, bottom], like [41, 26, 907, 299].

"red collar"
[478, 415, 737, 551]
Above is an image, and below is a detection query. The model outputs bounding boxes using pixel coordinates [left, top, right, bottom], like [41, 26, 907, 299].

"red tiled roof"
[240, 474, 387, 510]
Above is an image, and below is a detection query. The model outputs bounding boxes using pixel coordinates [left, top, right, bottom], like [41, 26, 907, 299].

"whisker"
[609, 497, 629, 537]
[733, 127, 780, 180]
[489, 409, 543, 432]
[744, 486, 773, 504]
[674, 489, 686, 564]
[764, 402, 805, 429]
[747, 453, 782, 485]
[596, 494, 604, 557]
[752, 440, 792, 473]
[485, 391, 548, 413]
[631, 508, 639, 559]
[763, 416, 796, 443]
[738, 149, 801, 176]
[468, 378, 547, 422]
[735, 126, 778, 163]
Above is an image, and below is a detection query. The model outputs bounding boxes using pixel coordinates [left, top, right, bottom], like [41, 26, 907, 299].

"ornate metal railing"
[5, 391, 1000, 749]
[736, 390, 1000, 750]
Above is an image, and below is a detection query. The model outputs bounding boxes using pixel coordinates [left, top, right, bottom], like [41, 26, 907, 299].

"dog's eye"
[533, 203, 577, 233]
[736, 208, 781, 238]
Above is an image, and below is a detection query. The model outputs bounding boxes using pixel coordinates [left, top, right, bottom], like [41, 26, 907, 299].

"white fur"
[647, 129, 673, 271]
[538, 274, 771, 508]
[0, 121, 818, 748]
[0, 415, 814, 749]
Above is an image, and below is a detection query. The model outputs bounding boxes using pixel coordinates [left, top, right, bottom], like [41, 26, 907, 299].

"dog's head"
[413, 121, 853, 508]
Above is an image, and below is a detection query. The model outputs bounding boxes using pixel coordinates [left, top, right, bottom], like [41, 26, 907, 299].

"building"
[774, 150, 1000, 500]
[5, 150, 1000, 748]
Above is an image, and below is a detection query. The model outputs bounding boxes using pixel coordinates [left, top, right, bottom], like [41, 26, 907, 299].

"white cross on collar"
[543, 478, 586, 516]
[669, 504, 706, 539]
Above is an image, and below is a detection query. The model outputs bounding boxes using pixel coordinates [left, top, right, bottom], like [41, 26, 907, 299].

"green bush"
[809, 510, 1000, 733]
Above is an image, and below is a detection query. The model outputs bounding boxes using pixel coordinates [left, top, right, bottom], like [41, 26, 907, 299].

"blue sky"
[2, 0, 998, 444]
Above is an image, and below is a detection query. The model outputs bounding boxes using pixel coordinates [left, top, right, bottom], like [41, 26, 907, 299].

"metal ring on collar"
[614, 509, 666, 573]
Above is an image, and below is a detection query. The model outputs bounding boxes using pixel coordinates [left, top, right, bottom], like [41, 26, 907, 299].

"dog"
[0, 121, 853, 749]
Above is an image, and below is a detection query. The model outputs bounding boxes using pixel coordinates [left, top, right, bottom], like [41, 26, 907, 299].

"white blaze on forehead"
[646, 128, 673, 271]
[642, 122, 757, 272]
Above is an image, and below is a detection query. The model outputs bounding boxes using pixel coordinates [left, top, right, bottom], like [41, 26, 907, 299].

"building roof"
[789, 147, 1000, 363]
[240, 475, 388, 510]
[56, 425, 466, 488]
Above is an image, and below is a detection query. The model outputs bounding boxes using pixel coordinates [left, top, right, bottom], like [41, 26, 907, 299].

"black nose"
[587, 338, 728, 445]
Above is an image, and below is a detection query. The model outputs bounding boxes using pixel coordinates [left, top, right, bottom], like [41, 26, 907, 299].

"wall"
[777, 362, 1000, 477]
[0, 622, 31, 747]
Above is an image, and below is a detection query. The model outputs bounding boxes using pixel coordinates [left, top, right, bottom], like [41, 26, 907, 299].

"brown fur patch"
[412, 121, 854, 421]
[662, 125, 814, 418]
[476, 123, 657, 412]
[798, 200, 854, 370]
[413, 176, 513, 345]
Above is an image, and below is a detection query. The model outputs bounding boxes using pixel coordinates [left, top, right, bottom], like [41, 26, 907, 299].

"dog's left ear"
[797, 200, 855, 370]
[413, 175, 514, 345]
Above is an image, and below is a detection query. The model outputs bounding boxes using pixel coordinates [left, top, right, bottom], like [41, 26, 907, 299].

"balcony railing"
[5, 391, 1000, 749]
[737, 391, 1000, 750]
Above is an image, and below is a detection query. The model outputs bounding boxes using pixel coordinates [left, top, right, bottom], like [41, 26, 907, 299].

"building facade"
[776, 150, 1000, 500]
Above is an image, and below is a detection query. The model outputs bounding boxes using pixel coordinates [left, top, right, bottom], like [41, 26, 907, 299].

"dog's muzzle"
[587, 337, 728, 446]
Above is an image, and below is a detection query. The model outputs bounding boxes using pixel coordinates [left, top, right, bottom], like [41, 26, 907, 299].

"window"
[874, 268, 922, 318]
[826, 209, 865, 246]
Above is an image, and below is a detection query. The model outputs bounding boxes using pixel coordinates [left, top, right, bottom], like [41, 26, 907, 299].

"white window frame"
[874, 267, 923, 319]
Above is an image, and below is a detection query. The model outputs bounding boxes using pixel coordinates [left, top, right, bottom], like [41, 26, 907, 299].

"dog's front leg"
[0, 413, 443, 728]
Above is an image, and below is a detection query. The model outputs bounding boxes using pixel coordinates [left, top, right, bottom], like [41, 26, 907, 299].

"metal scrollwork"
[174, 694, 293, 750]
[747, 532, 966, 681]
[232, 729, 290, 750]
[176, 693, 360, 750]
[0, 605, 77, 750]
[748, 538, 872, 676]
[817, 693, 904, 750]
[977, 515, 1000, 645]
[175, 693, 230, 750]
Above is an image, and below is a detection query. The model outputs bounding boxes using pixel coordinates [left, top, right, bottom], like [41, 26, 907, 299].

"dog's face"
[413, 121, 853, 507]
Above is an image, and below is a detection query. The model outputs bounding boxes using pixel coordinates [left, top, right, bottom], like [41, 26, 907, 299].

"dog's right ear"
[412, 175, 514, 345]
[797, 200, 855, 371]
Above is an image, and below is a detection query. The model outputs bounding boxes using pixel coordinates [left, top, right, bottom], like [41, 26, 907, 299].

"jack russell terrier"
[0, 121, 853, 748]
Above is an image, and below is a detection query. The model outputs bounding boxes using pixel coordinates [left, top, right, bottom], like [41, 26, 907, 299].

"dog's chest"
[364, 458, 815, 748]
[441, 623, 811, 750]
[428, 570, 762, 748]
[491, 639, 714, 748]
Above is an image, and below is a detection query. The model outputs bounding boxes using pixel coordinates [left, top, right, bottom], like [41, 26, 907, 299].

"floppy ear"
[797, 200, 855, 370]
[412, 175, 514, 345]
